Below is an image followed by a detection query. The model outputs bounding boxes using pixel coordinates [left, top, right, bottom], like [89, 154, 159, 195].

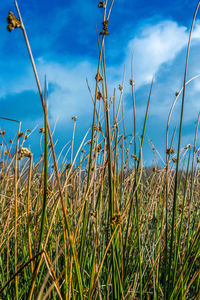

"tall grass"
[0, 0, 200, 299]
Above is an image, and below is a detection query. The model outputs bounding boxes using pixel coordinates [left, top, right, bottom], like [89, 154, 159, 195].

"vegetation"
[0, 0, 200, 299]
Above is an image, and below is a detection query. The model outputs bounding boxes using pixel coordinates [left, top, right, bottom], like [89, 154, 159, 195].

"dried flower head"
[0, 131, 5, 135]
[39, 128, 45, 133]
[66, 163, 72, 170]
[93, 124, 100, 131]
[72, 116, 77, 121]
[18, 147, 32, 159]
[119, 84, 123, 91]
[100, 20, 109, 36]
[166, 148, 175, 155]
[98, 1, 106, 8]
[130, 79, 135, 86]
[4, 150, 10, 155]
[97, 91, 102, 100]
[97, 144, 102, 152]
[95, 73, 103, 82]
[18, 132, 24, 138]
[110, 214, 122, 227]
[9, 139, 13, 144]
[7, 10, 22, 32]
[184, 144, 191, 150]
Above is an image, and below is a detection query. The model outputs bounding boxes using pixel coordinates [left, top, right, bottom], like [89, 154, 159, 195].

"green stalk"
[79, 0, 115, 268]
[167, 2, 200, 296]
[173, 151, 190, 286]
[14, 121, 21, 300]
[124, 79, 153, 252]
[38, 78, 48, 254]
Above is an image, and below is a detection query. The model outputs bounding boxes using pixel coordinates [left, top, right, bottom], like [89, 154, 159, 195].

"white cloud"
[125, 20, 200, 89]
[126, 21, 188, 88]
[38, 60, 96, 122]
[3, 18, 200, 129]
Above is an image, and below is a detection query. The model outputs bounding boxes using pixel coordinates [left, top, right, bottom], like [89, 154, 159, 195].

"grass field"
[0, 0, 200, 299]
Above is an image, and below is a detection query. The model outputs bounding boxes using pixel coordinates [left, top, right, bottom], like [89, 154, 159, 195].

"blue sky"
[0, 0, 200, 166]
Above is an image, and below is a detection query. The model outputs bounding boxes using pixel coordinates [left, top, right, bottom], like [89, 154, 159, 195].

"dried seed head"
[18, 132, 24, 138]
[130, 79, 135, 86]
[98, 1, 106, 8]
[0, 131, 5, 135]
[18, 147, 32, 159]
[97, 91, 102, 100]
[119, 84, 123, 91]
[95, 73, 103, 82]
[110, 214, 122, 227]
[93, 124, 99, 131]
[7, 11, 22, 32]
[100, 20, 109, 36]
[97, 144, 102, 152]
[184, 144, 191, 149]
[166, 148, 174, 155]
[72, 116, 77, 121]
[66, 163, 72, 170]
[9, 139, 13, 143]
[39, 128, 45, 133]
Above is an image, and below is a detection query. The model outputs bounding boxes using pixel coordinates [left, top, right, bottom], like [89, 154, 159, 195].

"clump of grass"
[0, 0, 200, 299]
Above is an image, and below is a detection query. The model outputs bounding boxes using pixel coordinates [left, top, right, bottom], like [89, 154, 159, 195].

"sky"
[0, 0, 200, 166]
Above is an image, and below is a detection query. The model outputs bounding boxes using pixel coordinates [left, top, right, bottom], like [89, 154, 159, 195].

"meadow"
[0, 0, 200, 299]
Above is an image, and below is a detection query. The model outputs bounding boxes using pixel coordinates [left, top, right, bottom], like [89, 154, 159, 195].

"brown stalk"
[27, 154, 34, 273]
[13, 1, 83, 297]
[14, 120, 21, 300]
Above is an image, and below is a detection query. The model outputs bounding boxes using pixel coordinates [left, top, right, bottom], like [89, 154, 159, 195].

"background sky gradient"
[0, 0, 200, 166]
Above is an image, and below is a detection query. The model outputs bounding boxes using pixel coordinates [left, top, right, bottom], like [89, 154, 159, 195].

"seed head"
[110, 214, 122, 227]
[95, 73, 103, 82]
[7, 10, 22, 32]
[98, 1, 106, 8]
[119, 84, 123, 92]
[18, 147, 32, 159]
[130, 79, 135, 86]
[166, 148, 174, 155]
[97, 91, 102, 100]
[39, 128, 45, 133]
[100, 20, 109, 36]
